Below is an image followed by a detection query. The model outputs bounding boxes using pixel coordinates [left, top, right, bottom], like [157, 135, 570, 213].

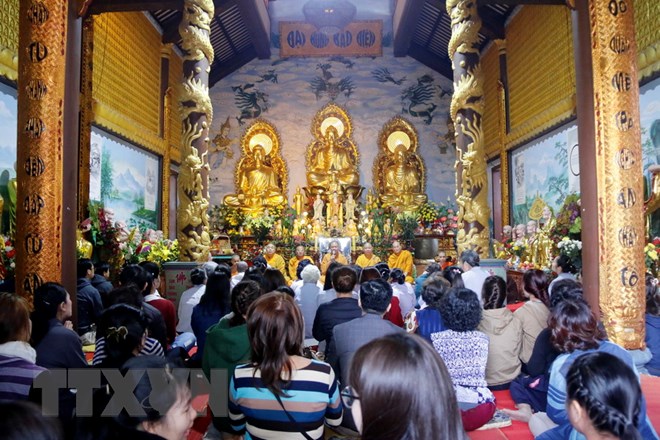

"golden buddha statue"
[293, 186, 304, 216]
[327, 191, 343, 226]
[305, 104, 362, 198]
[535, 205, 556, 268]
[308, 125, 359, 191]
[374, 117, 427, 212]
[223, 120, 288, 215]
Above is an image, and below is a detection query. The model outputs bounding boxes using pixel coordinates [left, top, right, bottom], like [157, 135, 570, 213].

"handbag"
[273, 392, 315, 440]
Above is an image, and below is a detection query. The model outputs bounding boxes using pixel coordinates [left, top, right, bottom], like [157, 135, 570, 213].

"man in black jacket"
[92, 261, 114, 307]
[76, 258, 103, 343]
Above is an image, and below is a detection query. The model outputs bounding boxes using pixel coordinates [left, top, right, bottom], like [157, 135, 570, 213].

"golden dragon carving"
[179, 0, 214, 65]
[447, 0, 490, 256]
[446, 0, 482, 64]
[177, 120, 211, 261]
[180, 75, 213, 123]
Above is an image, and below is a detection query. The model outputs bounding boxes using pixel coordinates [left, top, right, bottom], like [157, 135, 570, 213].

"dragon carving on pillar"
[447, 0, 491, 256]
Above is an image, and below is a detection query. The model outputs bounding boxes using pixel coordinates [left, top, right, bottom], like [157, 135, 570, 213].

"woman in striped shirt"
[229, 292, 342, 439]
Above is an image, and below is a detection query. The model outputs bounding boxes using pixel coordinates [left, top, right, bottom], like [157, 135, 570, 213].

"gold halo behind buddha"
[305, 103, 362, 199]
[373, 116, 427, 212]
[224, 119, 288, 215]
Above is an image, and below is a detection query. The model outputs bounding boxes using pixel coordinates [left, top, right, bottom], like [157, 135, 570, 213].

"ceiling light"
[303, 0, 356, 36]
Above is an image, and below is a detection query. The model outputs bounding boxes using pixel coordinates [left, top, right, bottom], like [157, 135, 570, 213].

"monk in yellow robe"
[288, 245, 314, 281]
[320, 239, 348, 279]
[387, 240, 414, 283]
[264, 243, 290, 285]
[355, 242, 381, 268]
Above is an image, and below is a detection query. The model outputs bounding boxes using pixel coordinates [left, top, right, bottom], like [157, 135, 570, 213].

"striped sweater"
[92, 336, 164, 366]
[229, 359, 342, 439]
[0, 342, 46, 400]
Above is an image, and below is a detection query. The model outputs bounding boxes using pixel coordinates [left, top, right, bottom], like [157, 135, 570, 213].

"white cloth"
[144, 291, 162, 302]
[0, 341, 37, 363]
[392, 282, 415, 318]
[548, 272, 576, 296]
[461, 266, 491, 304]
[293, 280, 323, 298]
[176, 284, 206, 333]
[230, 272, 245, 290]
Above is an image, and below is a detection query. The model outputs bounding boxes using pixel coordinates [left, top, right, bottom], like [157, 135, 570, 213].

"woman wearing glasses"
[228, 292, 342, 439]
[344, 333, 467, 439]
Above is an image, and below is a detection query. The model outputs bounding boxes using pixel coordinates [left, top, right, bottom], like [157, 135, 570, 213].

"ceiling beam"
[209, 47, 257, 87]
[407, 42, 454, 80]
[476, 6, 505, 39]
[235, 0, 271, 59]
[162, 13, 183, 44]
[478, 0, 565, 4]
[393, 0, 427, 57]
[214, 0, 240, 17]
[87, 0, 182, 14]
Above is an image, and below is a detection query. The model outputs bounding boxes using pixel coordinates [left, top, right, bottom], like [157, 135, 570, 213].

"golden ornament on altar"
[224, 120, 288, 215]
[76, 230, 93, 259]
[528, 195, 545, 221]
[305, 103, 362, 198]
[374, 116, 427, 212]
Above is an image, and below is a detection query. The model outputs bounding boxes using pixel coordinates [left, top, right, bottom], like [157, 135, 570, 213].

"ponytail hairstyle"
[566, 351, 642, 440]
[31, 282, 68, 347]
[235, 277, 266, 299]
[97, 304, 147, 368]
[481, 275, 507, 310]
[523, 269, 550, 307]
[442, 265, 464, 288]
[389, 268, 406, 285]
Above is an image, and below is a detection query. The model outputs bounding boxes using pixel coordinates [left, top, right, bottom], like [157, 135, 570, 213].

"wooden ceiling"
[83, 0, 557, 87]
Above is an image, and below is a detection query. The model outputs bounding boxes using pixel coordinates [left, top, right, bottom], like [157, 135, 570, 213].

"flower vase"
[513, 256, 521, 270]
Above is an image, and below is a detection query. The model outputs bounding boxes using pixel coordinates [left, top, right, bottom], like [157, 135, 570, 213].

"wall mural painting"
[90, 127, 160, 230]
[640, 77, 660, 236]
[208, 48, 455, 207]
[510, 123, 579, 227]
[0, 82, 17, 237]
[309, 62, 355, 101]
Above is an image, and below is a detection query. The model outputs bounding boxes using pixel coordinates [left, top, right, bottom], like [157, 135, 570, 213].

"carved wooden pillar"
[447, 0, 490, 256]
[583, 0, 644, 348]
[78, 17, 94, 222]
[160, 45, 172, 233]
[177, 0, 213, 262]
[162, 85, 172, 233]
[498, 82, 509, 228]
[16, 1, 68, 300]
[496, 37, 509, 229]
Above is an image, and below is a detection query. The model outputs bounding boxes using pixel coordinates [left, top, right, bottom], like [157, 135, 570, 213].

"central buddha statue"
[305, 103, 362, 200]
[374, 116, 427, 212]
[224, 120, 288, 215]
[308, 126, 359, 191]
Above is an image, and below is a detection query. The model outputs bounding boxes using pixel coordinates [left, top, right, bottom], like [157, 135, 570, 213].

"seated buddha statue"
[380, 144, 427, 211]
[307, 125, 359, 192]
[223, 144, 285, 214]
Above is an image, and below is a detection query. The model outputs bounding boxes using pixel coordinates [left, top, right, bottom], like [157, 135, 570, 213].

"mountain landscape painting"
[90, 128, 159, 230]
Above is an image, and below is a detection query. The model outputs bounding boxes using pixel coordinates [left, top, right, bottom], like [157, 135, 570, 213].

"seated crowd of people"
[0, 242, 658, 440]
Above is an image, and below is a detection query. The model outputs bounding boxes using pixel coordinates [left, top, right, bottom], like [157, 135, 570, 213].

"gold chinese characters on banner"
[280, 21, 382, 57]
